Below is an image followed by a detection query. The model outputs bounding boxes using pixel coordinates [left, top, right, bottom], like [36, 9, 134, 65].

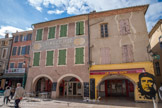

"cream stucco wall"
[90, 11, 151, 65]
[150, 24, 162, 49]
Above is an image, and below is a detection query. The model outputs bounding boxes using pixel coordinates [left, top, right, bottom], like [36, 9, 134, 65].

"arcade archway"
[34, 77, 52, 98]
[97, 75, 135, 100]
[58, 76, 83, 97]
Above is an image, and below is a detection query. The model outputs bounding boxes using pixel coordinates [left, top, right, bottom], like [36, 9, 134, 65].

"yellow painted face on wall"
[141, 77, 153, 92]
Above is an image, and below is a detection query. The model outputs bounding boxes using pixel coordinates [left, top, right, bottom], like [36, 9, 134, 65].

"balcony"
[5, 68, 25, 74]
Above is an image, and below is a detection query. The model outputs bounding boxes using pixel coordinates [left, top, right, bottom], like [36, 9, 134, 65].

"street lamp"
[22, 56, 31, 89]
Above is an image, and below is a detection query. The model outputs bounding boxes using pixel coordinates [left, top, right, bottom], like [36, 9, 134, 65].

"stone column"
[51, 82, 57, 99]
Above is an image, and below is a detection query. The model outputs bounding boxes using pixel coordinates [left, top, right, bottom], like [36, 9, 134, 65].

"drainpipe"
[7, 37, 13, 70]
[88, 14, 90, 66]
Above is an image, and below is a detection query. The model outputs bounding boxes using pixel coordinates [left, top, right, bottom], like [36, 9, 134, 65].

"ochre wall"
[90, 61, 156, 102]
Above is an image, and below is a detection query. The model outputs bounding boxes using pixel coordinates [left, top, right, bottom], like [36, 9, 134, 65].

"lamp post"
[22, 56, 30, 89]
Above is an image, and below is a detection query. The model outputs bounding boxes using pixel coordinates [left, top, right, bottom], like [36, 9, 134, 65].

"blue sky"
[0, 0, 162, 38]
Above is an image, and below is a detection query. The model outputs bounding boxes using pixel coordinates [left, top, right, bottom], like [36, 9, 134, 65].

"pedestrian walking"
[3, 86, 11, 105]
[10, 87, 15, 99]
[13, 83, 25, 108]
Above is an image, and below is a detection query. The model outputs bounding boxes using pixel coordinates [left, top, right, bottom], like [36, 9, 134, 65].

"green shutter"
[46, 51, 54, 66]
[75, 48, 84, 64]
[48, 27, 55, 39]
[60, 25, 64, 37]
[33, 52, 40, 66]
[60, 25, 67, 37]
[36, 29, 42, 41]
[64, 25, 67, 37]
[76, 22, 80, 35]
[58, 49, 66, 65]
[80, 21, 84, 35]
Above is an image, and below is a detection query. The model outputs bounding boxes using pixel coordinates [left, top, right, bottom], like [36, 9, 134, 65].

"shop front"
[59, 77, 83, 97]
[90, 62, 156, 102]
[98, 79, 134, 98]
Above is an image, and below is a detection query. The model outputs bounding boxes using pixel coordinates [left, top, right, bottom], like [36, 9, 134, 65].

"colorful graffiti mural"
[138, 72, 156, 99]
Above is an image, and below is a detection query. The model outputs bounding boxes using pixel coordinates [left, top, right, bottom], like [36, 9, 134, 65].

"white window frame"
[1, 48, 8, 59]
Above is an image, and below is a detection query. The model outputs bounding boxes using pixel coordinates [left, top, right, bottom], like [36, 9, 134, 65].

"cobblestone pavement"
[0, 96, 162, 108]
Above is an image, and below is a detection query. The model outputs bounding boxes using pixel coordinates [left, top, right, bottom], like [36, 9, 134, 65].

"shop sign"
[90, 68, 145, 75]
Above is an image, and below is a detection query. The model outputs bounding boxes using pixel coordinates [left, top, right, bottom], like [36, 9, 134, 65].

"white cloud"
[36, 6, 42, 12]
[28, 0, 43, 12]
[44, 17, 48, 21]
[47, 10, 64, 14]
[26, 27, 33, 30]
[0, 26, 24, 38]
[145, 2, 162, 32]
[27, 0, 161, 32]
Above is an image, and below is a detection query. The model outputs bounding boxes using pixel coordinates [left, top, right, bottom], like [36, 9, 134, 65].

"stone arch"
[56, 74, 84, 97]
[96, 74, 136, 100]
[97, 74, 136, 88]
[32, 74, 54, 92]
[57, 73, 83, 84]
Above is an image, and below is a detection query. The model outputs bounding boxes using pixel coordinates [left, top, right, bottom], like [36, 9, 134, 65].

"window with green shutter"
[60, 25, 67, 37]
[75, 47, 84, 64]
[36, 29, 43, 41]
[58, 49, 66, 65]
[48, 27, 55, 39]
[33, 52, 40, 66]
[46, 51, 54, 66]
[76, 21, 84, 35]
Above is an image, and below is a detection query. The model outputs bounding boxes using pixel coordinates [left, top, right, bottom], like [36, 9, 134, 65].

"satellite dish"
[159, 86, 162, 100]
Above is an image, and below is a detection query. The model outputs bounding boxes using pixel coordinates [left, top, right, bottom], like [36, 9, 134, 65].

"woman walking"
[3, 86, 11, 105]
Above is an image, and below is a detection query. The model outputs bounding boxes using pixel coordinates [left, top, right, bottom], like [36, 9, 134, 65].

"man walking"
[13, 83, 25, 108]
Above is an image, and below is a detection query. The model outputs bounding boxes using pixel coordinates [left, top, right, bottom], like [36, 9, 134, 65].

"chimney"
[90, 10, 96, 14]
[5, 33, 9, 38]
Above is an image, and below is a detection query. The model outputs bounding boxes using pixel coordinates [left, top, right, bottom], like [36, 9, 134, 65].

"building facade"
[25, 15, 89, 98]
[0, 34, 12, 89]
[5, 30, 32, 88]
[148, 19, 162, 90]
[89, 5, 156, 102]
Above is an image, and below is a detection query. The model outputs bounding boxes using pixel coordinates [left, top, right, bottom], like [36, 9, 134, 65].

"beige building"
[0, 34, 12, 89]
[89, 5, 156, 102]
[148, 19, 162, 90]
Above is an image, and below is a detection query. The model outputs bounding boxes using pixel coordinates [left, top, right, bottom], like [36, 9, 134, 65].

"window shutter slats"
[36, 29, 43, 41]
[58, 49, 66, 65]
[60, 25, 67, 37]
[76, 22, 80, 35]
[33, 52, 40, 66]
[48, 27, 55, 39]
[18, 47, 21, 55]
[60, 25, 64, 37]
[12, 47, 17, 56]
[46, 51, 53, 66]
[64, 25, 67, 37]
[75, 48, 84, 64]
[80, 21, 84, 35]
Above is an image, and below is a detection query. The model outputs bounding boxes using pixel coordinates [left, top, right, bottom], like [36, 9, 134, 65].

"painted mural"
[138, 72, 156, 99]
